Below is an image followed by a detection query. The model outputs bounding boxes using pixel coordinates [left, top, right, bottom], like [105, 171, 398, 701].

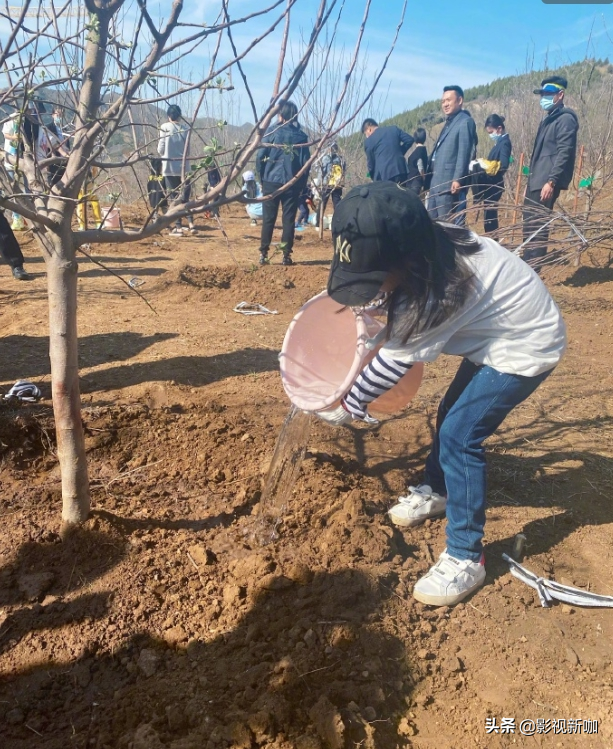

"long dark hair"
[386, 223, 480, 343]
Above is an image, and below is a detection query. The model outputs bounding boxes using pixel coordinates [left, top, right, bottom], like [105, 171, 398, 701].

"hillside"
[338, 58, 613, 193]
[385, 59, 610, 134]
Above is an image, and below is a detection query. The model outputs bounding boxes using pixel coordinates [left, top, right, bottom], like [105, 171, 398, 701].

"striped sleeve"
[342, 351, 413, 419]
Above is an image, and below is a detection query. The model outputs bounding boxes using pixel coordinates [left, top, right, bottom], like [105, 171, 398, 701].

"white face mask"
[540, 95, 555, 111]
[489, 132, 501, 141]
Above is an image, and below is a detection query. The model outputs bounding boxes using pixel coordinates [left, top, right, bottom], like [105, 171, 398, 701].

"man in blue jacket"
[362, 119, 414, 184]
[427, 85, 477, 225]
[522, 76, 578, 263]
[256, 100, 310, 266]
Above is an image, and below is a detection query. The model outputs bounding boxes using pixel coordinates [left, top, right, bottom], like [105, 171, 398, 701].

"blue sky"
[3, 0, 613, 128]
[180, 0, 613, 127]
[335, 1, 613, 119]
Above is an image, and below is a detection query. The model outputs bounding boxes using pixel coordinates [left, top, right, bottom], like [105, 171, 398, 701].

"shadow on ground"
[562, 265, 613, 287]
[0, 333, 178, 386]
[80, 348, 279, 392]
[0, 560, 412, 748]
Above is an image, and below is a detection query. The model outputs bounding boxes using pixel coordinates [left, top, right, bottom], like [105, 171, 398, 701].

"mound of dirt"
[175, 265, 328, 309]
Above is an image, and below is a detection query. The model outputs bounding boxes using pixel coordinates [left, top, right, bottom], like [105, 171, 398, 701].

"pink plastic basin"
[279, 290, 423, 414]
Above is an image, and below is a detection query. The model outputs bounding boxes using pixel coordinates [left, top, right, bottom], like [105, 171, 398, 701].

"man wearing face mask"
[522, 76, 578, 263]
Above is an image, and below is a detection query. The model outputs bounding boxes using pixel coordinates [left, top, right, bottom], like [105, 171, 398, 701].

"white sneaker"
[388, 485, 447, 528]
[413, 550, 485, 606]
[169, 227, 184, 237]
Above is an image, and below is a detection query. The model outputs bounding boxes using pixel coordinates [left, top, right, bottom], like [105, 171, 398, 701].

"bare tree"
[0, 0, 403, 529]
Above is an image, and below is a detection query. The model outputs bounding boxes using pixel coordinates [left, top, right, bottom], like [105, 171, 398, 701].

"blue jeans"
[296, 202, 309, 225]
[424, 359, 553, 562]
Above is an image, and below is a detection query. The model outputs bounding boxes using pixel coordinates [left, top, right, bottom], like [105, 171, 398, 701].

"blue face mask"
[540, 95, 555, 111]
[489, 132, 501, 141]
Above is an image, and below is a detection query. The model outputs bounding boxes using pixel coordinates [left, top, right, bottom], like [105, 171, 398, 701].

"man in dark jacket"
[427, 85, 477, 225]
[362, 119, 414, 184]
[522, 76, 578, 262]
[256, 100, 310, 265]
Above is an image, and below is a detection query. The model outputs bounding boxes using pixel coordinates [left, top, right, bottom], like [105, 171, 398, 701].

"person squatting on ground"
[314, 182, 566, 607]
[242, 170, 263, 226]
[427, 86, 477, 225]
[405, 127, 428, 196]
[157, 104, 196, 236]
[256, 100, 310, 266]
[522, 76, 578, 263]
[470, 114, 512, 234]
[362, 118, 414, 184]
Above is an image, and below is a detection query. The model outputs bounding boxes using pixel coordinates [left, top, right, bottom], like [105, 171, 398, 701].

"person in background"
[362, 118, 413, 184]
[2, 112, 26, 231]
[522, 76, 578, 264]
[147, 157, 167, 219]
[0, 210, 30, 280]
[427, 86, 477, 225]
[47, 105, 69, 187]
[22, 101, 69, 183]
[76, 167, 103, 230]
[243, 171, 263, 226]
[256, 99, 310, 266]
[242, 170, 258, 200]
[406, 127, 428, 195]
[314, 182, 566, 607]
[295, 182, 312, 228]
[471, 114, 512, 234]
[204, 159, 221, 219]
[319, 141, 346, 217]
[157, 104, 195, 236]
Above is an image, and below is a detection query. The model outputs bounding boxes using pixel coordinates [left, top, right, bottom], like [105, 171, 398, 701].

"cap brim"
[533, 88, 564, 95]
[327, 266, 389, 307]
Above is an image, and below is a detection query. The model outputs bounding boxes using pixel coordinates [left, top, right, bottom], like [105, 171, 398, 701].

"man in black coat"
[362, 119, 414, 184]
[427, 85, 478, 226]
[256, 100, 310, 266]
[522, 76, 578, 262]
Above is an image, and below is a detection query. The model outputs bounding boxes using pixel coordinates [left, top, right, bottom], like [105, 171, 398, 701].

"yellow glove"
[478, 159, 501, 176]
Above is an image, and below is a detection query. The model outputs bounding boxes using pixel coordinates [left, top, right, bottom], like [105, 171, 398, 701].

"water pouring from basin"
[254, 291, 423, 545]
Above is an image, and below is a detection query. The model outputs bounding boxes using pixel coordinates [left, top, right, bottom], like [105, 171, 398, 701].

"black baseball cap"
[327, 181, 435, 306]
[533, 75, 567, 95]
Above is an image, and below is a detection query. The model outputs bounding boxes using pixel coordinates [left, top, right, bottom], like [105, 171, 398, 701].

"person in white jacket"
[315, 181, 566, 607]
[157, 104, 195, 236]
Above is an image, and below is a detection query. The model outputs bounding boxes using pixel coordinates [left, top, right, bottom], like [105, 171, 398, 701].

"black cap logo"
[335, 236, 352, 263]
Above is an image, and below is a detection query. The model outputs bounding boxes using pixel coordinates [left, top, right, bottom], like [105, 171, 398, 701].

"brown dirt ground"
[1, 204, 612, 749]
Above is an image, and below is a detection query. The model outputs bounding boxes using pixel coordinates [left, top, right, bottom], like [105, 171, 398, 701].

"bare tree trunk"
[0, 0, 398, 529]
[46, 235, 90, 526]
